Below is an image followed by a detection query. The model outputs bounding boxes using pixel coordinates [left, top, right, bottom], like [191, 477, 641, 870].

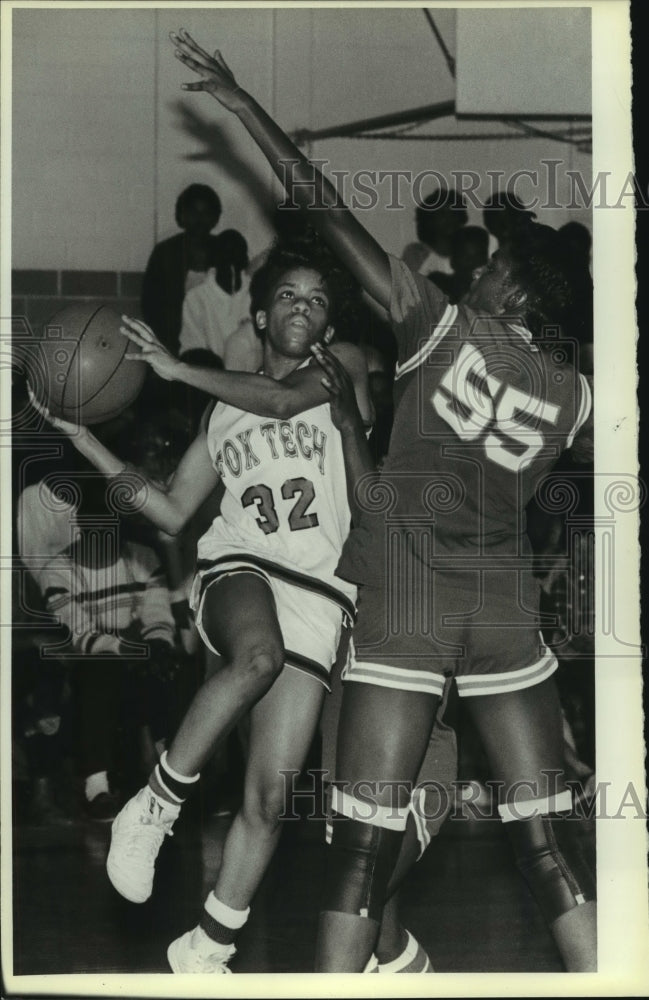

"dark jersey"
[337, 255, 591, 586]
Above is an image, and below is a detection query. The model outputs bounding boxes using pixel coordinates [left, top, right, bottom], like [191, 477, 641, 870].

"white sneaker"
[167, 928, 235, 973]
[377, 930, 433, 973]
[106, 786, 179, 903]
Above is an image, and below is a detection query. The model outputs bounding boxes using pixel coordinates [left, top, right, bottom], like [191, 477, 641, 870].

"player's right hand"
[27, 385, 82, 436]
[170, 29, 248, 112]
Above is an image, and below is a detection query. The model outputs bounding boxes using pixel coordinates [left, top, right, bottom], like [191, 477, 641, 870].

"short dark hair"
[250, 233, 362, 342]
[415, 186, 468, 228]
[208, 229, 250, 294]
[558, 221, 592, 256]
[483, 189, 536, 215]
[212, 229, 248, 268]
[451, 225, 489, 255]
[175, 184, 222, 227]
[505, 224, 573, 335]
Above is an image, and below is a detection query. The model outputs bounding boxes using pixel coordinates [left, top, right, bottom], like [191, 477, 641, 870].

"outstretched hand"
[170, 29, 247, 112]
[120, 316, 181, 382]
[311, 343, 363, 433]
[27, 385, 84, 437]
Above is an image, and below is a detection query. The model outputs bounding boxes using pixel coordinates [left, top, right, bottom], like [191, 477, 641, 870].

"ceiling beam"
[291, 100, 456, 143]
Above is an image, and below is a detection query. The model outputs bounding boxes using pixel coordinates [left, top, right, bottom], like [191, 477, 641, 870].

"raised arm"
[29, 394, 220, 536]
[121, 316, 373, 424]
[311, 344, 377, 523]
[170, 30, 392, 309]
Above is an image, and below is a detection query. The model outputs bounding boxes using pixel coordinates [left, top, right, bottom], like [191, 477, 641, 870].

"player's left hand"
[311, 343, 363, 433]
[27, 385, 86, 437]
[120, 316, 181, 382]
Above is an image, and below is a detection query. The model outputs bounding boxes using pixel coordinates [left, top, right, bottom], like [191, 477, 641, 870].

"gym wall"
[11, 8, 591, 280]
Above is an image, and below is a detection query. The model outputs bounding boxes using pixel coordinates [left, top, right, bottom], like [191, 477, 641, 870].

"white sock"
[204, 892, 250, 929]
[85, 770, 110, 802]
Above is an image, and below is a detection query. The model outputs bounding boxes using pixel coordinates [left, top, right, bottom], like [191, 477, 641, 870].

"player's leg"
[374, 896, 433, 973]
[464, 676, 597, 972]
[214, 664, 326, 907]
[163, 572, 284, 777]
[321, 633, 455, 974]
[373, 680, 457, 972]
[168, 665, 326, 973]
[107, 572, 284, 903]
[316, 680, 441, 972]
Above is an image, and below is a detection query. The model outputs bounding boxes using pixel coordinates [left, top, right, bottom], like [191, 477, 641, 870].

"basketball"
[29, 303, 148, 425]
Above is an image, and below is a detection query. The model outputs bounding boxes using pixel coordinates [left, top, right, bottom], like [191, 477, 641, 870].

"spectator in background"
[558, 220, 592, 270]
[179, 229, 251, 365]
[32, 474, 180, 820]
[141, 184, 223, 352]
[12, 615, 71, 825]
[557, 222, 593, 373]
[17, 479, 78, 563]
[402, 186, 468, 276]
[482, 189, 536, 254]
[429, 225, 489, 304]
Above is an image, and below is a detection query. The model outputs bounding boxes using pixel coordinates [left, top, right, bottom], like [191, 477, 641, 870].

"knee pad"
[502, 793, 596, 925]
[322, 790, 407, 922]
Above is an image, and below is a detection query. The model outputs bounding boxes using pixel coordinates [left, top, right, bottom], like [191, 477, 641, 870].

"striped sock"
[200, 892, 250, 945]
[149, 750, 200, 806]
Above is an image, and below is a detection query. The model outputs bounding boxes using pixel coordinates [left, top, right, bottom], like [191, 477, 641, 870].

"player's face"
[464, 249, 523, 314]
[257, 267, 335, 358]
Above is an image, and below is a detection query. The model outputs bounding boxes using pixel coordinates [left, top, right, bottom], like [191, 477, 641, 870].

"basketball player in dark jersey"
[169, 28, 596, 973]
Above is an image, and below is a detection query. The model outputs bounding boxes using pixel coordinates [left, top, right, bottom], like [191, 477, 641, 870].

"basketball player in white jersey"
[32, 238, 374, 969]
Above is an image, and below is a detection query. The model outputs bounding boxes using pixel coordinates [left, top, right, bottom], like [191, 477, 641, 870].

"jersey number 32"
[241, 477, 319, 534]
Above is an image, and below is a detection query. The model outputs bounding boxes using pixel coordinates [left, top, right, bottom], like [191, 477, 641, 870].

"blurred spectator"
[179, 229, 252, 364]
[31, 475, 180, 820]
[557, 221, 593, 373]
[402, 186, 468, 276]
[12, 587, 71, 825]
[482, 189, 536, 253]
[558, 220, 592, 269]
[141, 183, 223, 352]
[430, 225, 489, 303]
[17, 479, 79, 561]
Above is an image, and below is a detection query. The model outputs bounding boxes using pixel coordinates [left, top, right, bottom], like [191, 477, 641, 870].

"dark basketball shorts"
[322, 625, 458, 857]
[343, 567, 558, 698]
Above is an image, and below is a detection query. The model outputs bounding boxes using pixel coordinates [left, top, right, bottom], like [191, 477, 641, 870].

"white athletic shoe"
[377, 930, 433, 973]
[167, 928, 235, 974]
[106, 786, 179, 903]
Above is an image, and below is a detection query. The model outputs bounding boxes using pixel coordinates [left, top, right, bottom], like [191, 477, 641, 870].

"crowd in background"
[11, 182, 595, 826]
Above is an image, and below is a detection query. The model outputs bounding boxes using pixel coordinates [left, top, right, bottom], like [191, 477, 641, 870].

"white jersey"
[195, 392, 357, 620]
